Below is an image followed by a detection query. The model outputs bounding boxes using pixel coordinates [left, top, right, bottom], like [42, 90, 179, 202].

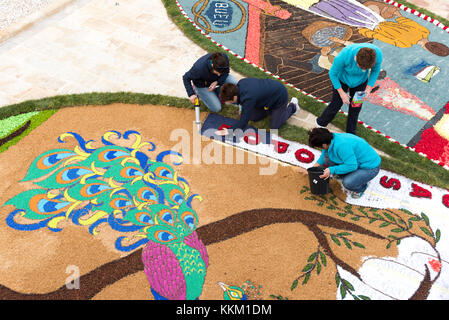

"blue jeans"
[323, 156, 380, 193]
[193, 74, 238, 112]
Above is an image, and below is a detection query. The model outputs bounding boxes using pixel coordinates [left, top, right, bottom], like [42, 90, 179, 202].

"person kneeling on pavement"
[308, 127, 381, 199]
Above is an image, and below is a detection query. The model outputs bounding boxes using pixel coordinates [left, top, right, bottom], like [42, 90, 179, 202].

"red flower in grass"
[428, 258, 442, 273]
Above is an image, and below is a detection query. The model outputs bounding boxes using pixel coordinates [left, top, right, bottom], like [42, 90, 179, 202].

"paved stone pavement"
[0, 0, 447, 135]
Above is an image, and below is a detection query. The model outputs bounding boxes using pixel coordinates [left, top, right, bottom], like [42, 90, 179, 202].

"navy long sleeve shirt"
[182, 53, 230, 97]
[231, 78, 288, 130]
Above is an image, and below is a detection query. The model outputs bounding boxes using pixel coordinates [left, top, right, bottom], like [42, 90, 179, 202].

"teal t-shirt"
[317, 133, 381, 175]
[329, 43, 383, 89]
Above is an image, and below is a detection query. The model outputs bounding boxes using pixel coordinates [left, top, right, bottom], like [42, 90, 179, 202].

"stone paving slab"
[0, 0, 210, 107]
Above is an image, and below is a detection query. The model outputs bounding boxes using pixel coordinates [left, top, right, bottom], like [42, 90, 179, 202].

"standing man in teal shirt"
[316, 43, 383, 134]
[309, 128, 381, 199]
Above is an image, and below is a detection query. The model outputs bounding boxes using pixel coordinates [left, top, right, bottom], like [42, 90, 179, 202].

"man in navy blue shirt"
[183, 52, 238, 112]
[215, 78, 300, 135]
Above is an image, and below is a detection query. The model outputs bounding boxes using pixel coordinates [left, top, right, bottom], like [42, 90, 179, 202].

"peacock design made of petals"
[3, 130, 208, 300]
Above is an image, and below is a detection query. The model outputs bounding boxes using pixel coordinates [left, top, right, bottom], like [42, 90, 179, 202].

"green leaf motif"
[302, 263, 315, 273]
[320, 252, 327, 266]
[383, 212, 396, 223]
[335, 274, 341, 286]
[421, 213, 430, 226]
[291, 279, 298, 291]
[331, 235, 341, 246]
[391, 228, 405, 233]
[302, 273, 311, 285]
[420, 227, 434, 237]
[337, 232, 351, 237]
[343, 238, 352, 249]
[379, 222, 390, 228]
[337, 212, 347, 217]
[436, 229, 441, 243]
[308, 252, 317, 262]
[340, 284, 347, 299]
[316, 262, 322, 275]
[353, 242, 365, 249]
[359, 295, 371, 300]
[342, 279, 355, 291]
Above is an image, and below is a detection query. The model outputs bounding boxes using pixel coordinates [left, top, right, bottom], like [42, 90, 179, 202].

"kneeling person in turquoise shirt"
[308, 128, 381, 199]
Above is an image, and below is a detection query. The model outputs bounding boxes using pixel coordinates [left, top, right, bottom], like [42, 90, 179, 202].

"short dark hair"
[424, 41, 449, 57]
[356, 47, 376, 69]
[219, 83, 238, 101]
[211, 52, 229, 73]
[308, 128, 333, 148]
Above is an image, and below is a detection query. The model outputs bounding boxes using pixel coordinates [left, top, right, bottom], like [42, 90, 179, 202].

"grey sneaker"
[290, 97, 300, 114]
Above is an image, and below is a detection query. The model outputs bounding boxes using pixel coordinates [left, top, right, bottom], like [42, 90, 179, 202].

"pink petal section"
[142, 241, 186, 300]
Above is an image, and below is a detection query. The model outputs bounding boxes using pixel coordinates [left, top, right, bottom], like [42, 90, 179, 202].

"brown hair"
[211, 52, 229, 73]
[424, 41, 449, 57]
[356, 47, 376, 70]
[308, 128, 333, 148]
[219, 83, 239, 102]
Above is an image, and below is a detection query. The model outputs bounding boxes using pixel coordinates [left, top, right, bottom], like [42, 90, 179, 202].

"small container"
[351, 91, 365, 108]
[307, 166, 330, 195]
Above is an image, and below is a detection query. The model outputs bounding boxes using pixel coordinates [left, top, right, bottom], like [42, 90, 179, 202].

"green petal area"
[4, 188, 70, 220]
[22, 148, 77, 182]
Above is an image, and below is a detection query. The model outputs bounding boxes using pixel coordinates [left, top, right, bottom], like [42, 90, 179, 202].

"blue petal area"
[108, 214, 144, 232]
[178, 177, 189, 187]
[101, 130, 122, 146]
[151, 288, 168, 300]
[135, 151, 150, 170]
[186, 194, 199, 208]
[156, 150, 183, 166]
[6, 209, 65, 232]
[123, 130, 141, 140]
[115, 236, 148, 252]
[58, 132, 96, 153]
[71, 204, 93, 225]
[89, 218, 109, 235]
[142, 181, 165, 203]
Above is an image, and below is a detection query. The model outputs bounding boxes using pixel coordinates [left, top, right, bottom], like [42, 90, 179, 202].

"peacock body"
[4, 130, 208, 300]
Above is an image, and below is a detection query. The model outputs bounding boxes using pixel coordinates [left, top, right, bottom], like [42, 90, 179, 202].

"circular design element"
[295, 148, 315, 163]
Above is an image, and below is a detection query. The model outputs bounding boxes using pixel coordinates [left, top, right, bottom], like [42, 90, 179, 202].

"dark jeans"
[323, 156, 380, 193]
[316, 80, 368, 134]
[249, 100, 296, 129]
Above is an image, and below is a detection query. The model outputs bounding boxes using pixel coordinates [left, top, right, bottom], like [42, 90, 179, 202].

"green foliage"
[335, 273, 371, 300]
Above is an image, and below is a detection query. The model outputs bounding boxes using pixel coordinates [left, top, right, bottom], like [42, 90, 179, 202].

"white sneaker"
[315, 118, 326, 128]
[290, 97, 300, 114]
[349, 190, 364, 199]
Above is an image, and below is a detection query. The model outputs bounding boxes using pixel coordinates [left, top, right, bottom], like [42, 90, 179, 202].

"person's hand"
[208, 81, 218, 92]
[313, 162, 321, 167]
[215, 128, 229, 136]
[365, 85, 373, 97]
[189, 95, 197, 103]
[338, 89, 350, 105]
[319, 168, 331, 180]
